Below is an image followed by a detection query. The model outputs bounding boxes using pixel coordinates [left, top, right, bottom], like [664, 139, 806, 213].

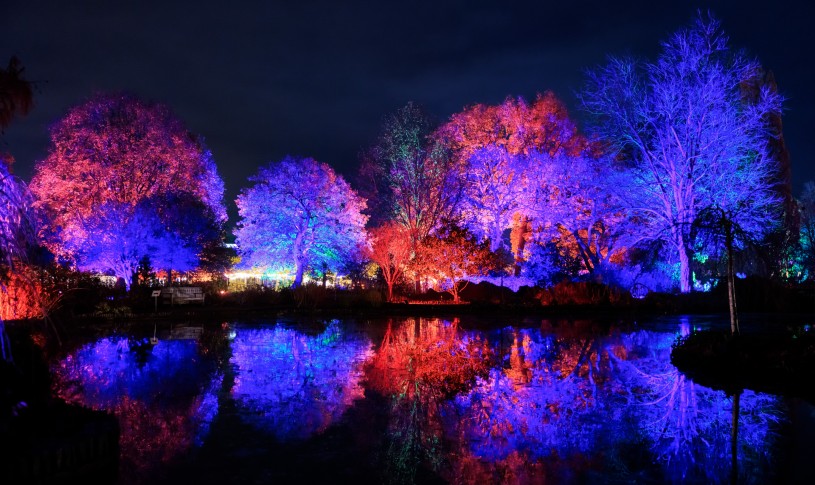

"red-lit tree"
[366, 222, 412, 302]
[30, 94, 226, 288]
[413, 225, 492, 303]
[235, 156, 368, 288]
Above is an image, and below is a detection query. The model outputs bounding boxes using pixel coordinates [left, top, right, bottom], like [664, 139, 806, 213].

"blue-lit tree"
[581, 14, 782, 292]
[76, 196, 214, 288]
[0, 158, 33, 279]
[235, 156, 368, 287]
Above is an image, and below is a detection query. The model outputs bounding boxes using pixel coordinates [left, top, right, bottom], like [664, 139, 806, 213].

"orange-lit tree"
[413, 225, 492, 303]
[366, 222, 412, 302]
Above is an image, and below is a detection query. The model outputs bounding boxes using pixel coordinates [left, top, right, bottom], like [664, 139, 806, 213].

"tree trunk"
[293, 258, 304, 288]
[387, 281, 394, 302]
[726, 219, 739, 335]
[679, 245, 692, 293]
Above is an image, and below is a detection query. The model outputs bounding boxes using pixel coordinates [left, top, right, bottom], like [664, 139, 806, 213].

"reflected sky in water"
[51, 316, 810, 484]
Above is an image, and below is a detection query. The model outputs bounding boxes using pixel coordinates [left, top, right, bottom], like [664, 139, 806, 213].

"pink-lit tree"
[581, 14, 783, 292]
[366, 222, 413, 302]
[235, 156, 368, 288]
[30, 93, 227, 289]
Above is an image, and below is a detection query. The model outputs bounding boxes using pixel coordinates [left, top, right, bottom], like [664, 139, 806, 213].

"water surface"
[52, 315, 814, 484]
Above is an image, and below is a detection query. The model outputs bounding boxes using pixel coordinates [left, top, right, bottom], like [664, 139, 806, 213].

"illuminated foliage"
[437, 93, 585, 160]
[581, 14, 782, 292]
[360, 102, 463, 245]
[77, 196, 214, 288]
[0, 157, 34, 278]
[366, 222, 413, 301]
[540, 154, 633, 281]
[413, 224, 492, 303]
[235, 156, 368, 287]
[436, 94, 587, 258]
[30, 93, 227, 288]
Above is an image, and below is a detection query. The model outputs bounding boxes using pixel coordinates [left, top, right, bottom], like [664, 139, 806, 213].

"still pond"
[51, 315, 814, 484]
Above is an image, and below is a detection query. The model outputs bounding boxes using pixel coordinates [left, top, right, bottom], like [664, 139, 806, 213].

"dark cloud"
[3, 0, 813, 225]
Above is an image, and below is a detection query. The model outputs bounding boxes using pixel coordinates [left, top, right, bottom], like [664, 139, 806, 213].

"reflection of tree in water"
[618, 330, 782, 483]
[365, 318, 493, 484]
[229, 320, 373, 440]
[449, 325, 784, 483]
[52, 336, 222, 482]
[450, 326, 624, 482]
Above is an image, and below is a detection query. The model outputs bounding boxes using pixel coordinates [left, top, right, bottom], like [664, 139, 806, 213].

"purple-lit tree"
[537, 153, 634, 282]
[30, 94, 227, 288]
[435, 94, 587, 260]
[455, 146, 535, 251]
[76, 196, 214, 288]
[0, 157, 34, 278]
[235, 156, 368, 287]
[581, 14, 782, 292]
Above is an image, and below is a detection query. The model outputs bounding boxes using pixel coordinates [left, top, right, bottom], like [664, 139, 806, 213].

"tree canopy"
[235, 156, 368, 287]
[30, 93, 226, 288]
[581, 14, 782, 292]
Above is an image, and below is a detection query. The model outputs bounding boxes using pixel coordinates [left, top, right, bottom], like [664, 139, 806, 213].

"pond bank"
[671, 329, 815, 404]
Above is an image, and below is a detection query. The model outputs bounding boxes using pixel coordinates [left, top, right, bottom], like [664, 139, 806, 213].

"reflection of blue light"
[53, 336, 222, 436]
[450, 327, 783, 483]
[56, 337, 211, 406]
[229, 320, 373, 440]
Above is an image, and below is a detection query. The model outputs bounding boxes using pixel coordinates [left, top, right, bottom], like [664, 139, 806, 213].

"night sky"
[3, 0, 813, 225]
